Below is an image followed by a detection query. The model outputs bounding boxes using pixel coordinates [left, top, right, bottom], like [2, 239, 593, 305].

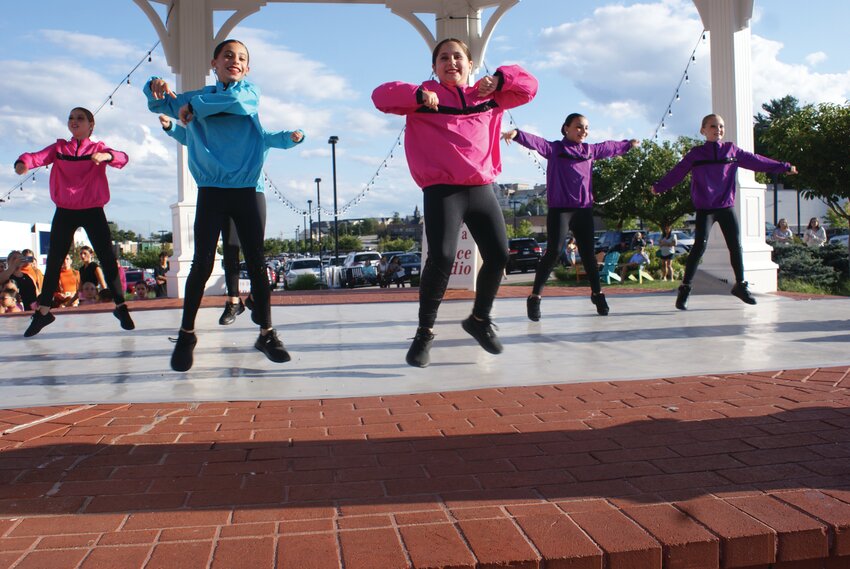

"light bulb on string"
[685, 74, 689, 83]
[675, 92, 680, 101]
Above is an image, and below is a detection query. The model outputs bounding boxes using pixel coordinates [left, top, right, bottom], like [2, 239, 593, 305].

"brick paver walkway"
[1, 366, 849, 568]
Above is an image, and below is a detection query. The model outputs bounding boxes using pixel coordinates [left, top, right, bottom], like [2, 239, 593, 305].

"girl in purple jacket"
[504, 114, 638, 320]
[373, 38, 537, 368]
[13, 107, 135, 337]
[651, 113, 797, 309]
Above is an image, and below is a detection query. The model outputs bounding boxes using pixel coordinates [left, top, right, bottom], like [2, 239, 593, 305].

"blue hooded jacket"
[144, 77, 303, 189]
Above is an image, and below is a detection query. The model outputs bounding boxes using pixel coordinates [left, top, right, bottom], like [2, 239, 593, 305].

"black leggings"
[38, 207, 124, 308]
[683, 207, 744, 285]
[182, 187, 270, 330]
[419, 184, 508, 329]
[533, 207, 599, 295]
[221, 192, 266, 298]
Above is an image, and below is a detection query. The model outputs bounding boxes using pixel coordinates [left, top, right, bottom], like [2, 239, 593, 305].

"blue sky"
[1, 0, 848, 241]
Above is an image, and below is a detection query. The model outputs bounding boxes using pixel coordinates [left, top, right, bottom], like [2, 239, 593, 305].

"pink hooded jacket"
[372, 65, 537, 189]
[16, 138, 128, 210]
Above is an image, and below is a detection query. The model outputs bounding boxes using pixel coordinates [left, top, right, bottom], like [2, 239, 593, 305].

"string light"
[595, 28, 705, 206]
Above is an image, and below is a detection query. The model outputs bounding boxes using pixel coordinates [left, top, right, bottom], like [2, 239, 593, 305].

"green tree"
[507, 219, 534, 238]
[359, 218, 377, 235]
[761, 102, 850, 262]
[379, 237, 416, 252]
[264, 238, 287, 257]
[594, 137, 697, 230]
[337, 234, 363, 252]
[754, 95, 800, 157]
[126, 246, 171, 269]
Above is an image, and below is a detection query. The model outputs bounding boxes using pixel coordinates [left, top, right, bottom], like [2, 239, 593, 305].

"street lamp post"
[295, 226, 299, 251]
[315, 178, 322, 264]
[302, 211, 307, 253]
[307, 199, 313, 253]
[328, 136, 340, 262]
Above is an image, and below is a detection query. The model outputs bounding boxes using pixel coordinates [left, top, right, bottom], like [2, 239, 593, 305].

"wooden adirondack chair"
[599, 251, 622, 284]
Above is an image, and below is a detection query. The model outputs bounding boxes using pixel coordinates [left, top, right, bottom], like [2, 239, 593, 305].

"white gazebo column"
[388, 0, 519, 290]
[693, 0, 777, 292]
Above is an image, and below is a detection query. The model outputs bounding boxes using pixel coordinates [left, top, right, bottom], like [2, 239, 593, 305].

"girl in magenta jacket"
[372, 38, 537, 368]
[651, 113, 797, 309]
[503, 113, 638, 320]
[13, 107, 135, 337]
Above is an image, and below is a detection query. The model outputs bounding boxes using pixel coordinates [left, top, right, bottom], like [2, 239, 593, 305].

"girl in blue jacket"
[144, 39, 304, 372]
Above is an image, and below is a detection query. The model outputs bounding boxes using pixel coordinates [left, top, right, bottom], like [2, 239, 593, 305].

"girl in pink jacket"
[373, 38, 537, 368]
[13, 107, 135, 337]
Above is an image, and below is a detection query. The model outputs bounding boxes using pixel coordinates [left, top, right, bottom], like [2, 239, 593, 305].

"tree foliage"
[761, 102, 850, 231]
[378, 237, 416, 252]
[593, 137, 698, 230]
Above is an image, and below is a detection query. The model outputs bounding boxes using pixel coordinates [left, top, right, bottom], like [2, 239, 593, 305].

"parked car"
[647, 230, 694, 255]
[595, 230, 653, 253]
[390, 252, 422, 285]
[343, 251, 381, 269]
[829, 234, 848, 247]
[506, 238, 542, 274]
[124, 268, 155, 294]
[239, 261, 277, 290]
[281, 257, 322, 289]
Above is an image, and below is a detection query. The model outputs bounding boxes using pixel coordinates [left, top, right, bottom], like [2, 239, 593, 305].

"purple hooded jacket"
[513, 131, 633, 208]
[653, 141, 791, 210]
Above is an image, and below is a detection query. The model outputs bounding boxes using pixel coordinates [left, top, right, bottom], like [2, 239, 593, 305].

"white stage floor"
[2, 292, 848, 408]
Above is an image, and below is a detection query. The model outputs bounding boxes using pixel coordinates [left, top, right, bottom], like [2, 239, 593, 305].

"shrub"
[772, 243, 839, 290]
[289, 273, 319, 290]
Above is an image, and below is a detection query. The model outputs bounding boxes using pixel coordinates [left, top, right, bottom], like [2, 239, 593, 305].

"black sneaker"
[526, 295, 541, 322]
[170, 330, 197, 372]
[113, 303, 135, 330]
[218, 299, 245, 325]
[731, 281, 757, 305]
[24, 311, 55, 338]
[406, 327, 434, 368]
[676, 284, 691, 310]
[255, 329, 291, 363]
[461, 315, 503, 355]
[244, 295, 255, 312]
[591, 293, 609, 316]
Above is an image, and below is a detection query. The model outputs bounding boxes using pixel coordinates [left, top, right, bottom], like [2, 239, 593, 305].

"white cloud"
[804, 51, 827, 67]
[751, 36, 850, 107]
[236, 28, 352, 101]
[37, 30, 141, 60]
[534, 0, 710, 133]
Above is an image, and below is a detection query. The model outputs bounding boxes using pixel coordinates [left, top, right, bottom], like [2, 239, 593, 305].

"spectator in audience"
[97, 288, 114, 303]
[619, 245, 651, 279]
[79, 246, 107, 290]
[1, 285, 24, 313]
[78, 281, 99, 305]
[54, 254, 80, 307]
[20, 248, 44, 296]
[133, 281, 152, 300]
[803, 217, 827, 248]
[154, 251, 169, 297]
[772, 218, 794, 245]
[0, 251, 39, 310]
[377, 255, 390, 288]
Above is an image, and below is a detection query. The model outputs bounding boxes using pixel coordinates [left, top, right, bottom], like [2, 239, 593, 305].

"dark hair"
[97, 289, 114, 302]
[431, 38, 471, 65]
[80, 245, 93, 255]
[807, 217, 820, 229]
[213, 39, 249, 63]
[561, 113, 586, 136]
[70, 107, 95, 135]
